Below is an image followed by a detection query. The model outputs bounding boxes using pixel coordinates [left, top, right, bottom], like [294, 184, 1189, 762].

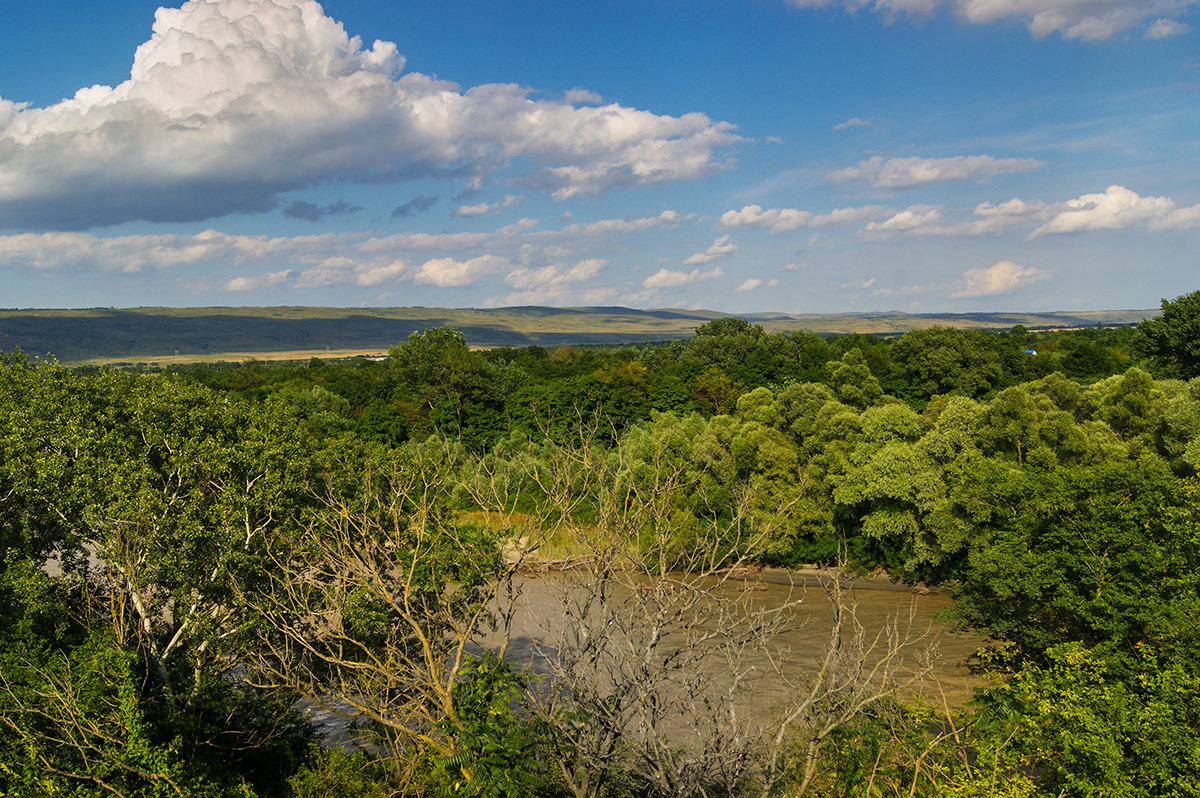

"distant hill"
[0, 305, 1158, 365]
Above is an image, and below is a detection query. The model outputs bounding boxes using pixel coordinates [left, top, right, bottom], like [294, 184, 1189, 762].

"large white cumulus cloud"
[0, 0, 740, 230]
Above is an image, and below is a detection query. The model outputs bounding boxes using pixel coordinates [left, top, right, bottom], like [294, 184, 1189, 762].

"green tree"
[888, 326, 1009, 402]
[0, 358, 318, 795]
[951, 462, 1198, 668]
[1135, 288, 1200, 379]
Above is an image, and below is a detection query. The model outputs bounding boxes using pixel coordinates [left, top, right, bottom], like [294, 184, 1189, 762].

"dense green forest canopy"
[2, 304, 1199, 796]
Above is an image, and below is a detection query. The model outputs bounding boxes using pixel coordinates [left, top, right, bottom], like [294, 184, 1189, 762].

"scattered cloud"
[1031, 184, 1198, 237]
[684, 235, 738, 265]
[860, 206, 943, 237]
[561, 210, 691, 235]
[412, 254, 510, 287]
[720, 204, 887, 232]
[861, 197, 1051, 237]
[0, 208, 717, 294]
[391, 195, 438, 219]
[642, 266, 724, 289]
[833, 117, 870, 130]
[766, 135, 784, 144]
[452, 194, 523, 217]
[785, 0, 1197, 41]
[830, 155, 1045, 188]
[856, 185, 1200, 240]
[735, 278, 764, 292]
[495, 257, 610, 304]
[225, 269, 295, 292]
[564, 88, 603, 105]
[1145, 17, 1192, 37]
[951, 260, 1049, 298]
[0, 0, 742, 231]
[282, 199, 362, 222]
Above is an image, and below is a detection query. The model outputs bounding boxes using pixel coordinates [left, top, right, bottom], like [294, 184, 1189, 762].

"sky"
[0, 0, 1197, 313]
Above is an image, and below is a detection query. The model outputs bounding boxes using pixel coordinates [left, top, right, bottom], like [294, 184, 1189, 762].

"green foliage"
[0, 629, 238, 798]
[288, 747, 396, 798]
[971, 642, 1200, 797]
[0, 357, 319, 796]
[1136, 289, 1200, 379]
[2, 307, 1199, 797]
[888, 326, 1011, 402]
[951, 462, 1199, 666]
[422, 653, 560, 798]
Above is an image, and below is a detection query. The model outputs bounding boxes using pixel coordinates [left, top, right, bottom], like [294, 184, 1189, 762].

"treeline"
[2, 294, 1199, 796]
[157, 319, 1142, 451]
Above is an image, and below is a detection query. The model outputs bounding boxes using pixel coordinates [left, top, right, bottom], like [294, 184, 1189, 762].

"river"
[501, 569, 987, 708]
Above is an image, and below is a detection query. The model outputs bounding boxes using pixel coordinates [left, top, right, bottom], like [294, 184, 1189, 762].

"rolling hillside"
[0, 305, 1157, 364]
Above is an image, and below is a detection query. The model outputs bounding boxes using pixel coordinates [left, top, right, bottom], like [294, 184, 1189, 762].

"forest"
[2, 290, 1199, 797]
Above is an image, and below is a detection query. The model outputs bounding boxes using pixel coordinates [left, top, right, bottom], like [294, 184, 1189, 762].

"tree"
[888, 327, 1008, 402]
[1136, 289, 1200, 379]
[950, 462, 1199, 669]
[389, 327, 515, 450]
[463, 427, 936, 798]
[242, 439, 558, 795]
[0, 359, 318, 795]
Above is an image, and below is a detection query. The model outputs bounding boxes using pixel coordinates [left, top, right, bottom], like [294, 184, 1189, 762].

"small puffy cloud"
[722, 205, 812, 231]
[951, 260, 1049, 298]
[863, 197, 1052, 237]
[452, 194, 522, 218]
[735, 278, 764, 292]
[562, 209, 691, 235]
[834, 117, 870, 130]
[861, 206, 943, 237]
[720, 203, 887, 232]
[0, 0, 741, 231]
[391, 195, 438, 219]
[504, 258, 607, 291]
[684, 235, 737, 265]
[1146, 17, 1192, 37]
[453, 203, 493, 218]
[564, 88, 603, 105]
[283, 199, 362, 222]
[830, 155, 1045, 188]
[766, 135, 784, 144]
[225, 269, 295, 291]
[786, 0, 1195, 40]
[412, 254, 510, 287]
[1030, 185, 1189, 237]
[497, 257, 608, 304]
[642, 266, 723, 289]
[973, 198, 1049, 218]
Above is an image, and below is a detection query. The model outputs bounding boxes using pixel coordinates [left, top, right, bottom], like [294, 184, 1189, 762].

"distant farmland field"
[0, 305, 1156, 364]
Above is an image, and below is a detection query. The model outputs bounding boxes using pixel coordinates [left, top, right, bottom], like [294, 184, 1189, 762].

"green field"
[0, 305, 1157, 364]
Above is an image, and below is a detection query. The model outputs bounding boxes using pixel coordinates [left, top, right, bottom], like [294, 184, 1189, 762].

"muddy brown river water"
[500, 571, 988, 707]
[309, 572, 988, 745]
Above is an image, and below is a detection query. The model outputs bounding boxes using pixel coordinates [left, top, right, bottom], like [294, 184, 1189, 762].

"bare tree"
[476, 430, 940, 798]
[240, 439, 529, 777]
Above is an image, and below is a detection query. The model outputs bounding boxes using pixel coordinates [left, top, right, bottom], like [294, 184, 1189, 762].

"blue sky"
[1, 0, 1197, 312]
